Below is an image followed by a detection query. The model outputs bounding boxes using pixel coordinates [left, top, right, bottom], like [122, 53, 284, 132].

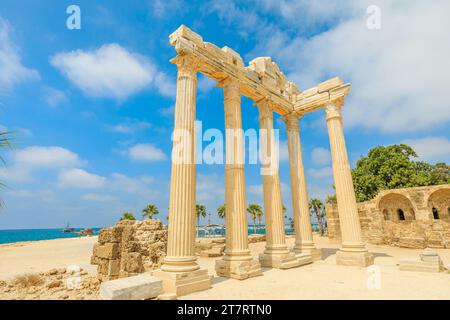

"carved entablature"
[169, 25, 350, 117]
[293, 77, 350, 115]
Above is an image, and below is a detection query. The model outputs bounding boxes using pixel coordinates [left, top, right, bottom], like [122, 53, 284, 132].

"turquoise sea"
[0, 224, 319, 244]
[0, 228, 101, 245]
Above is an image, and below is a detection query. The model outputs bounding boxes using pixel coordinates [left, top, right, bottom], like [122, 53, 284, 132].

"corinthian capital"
[170, 54, 200, 74]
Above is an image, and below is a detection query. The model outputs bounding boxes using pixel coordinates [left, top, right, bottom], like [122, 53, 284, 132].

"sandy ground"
[0, 236, 98, 281]
[1, 235, 450, 299]
[182, 236, 450, 300]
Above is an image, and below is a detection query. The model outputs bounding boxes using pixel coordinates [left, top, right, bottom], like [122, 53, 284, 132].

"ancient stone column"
[215, 77, 262, 279]
[155, 55, 211, 295]
[325, 101, 374, 267]
[283, 115, 321, 261]
[257, 100, 301, 269]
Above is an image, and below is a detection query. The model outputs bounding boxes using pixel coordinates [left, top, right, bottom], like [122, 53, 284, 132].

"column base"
[153, 268, 211, 297]
[215, 258, 262, 280]
[294, 252, 313, 266]
[259, 251, 301, 269]
[294, 247, 322, 261]
[336, 250, 374, 267]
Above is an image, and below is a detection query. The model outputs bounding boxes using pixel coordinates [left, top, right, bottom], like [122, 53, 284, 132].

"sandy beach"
[0, 236, 98, 280]
[1, 235, 449, 299]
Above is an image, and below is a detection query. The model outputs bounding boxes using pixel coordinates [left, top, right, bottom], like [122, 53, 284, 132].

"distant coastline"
[0, 228, 101, 245]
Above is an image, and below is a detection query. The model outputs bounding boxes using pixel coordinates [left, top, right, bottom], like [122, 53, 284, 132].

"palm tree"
[217, 204, 225, 220]
[196, 204, 207, 237]
[247, 204, 262, 234]
[120, 212, 136, 221]
[282, 204, 287, 225]
[142, 204, 159, 219]
[309, 198, 326, 236]
[217, 204, 225, 236]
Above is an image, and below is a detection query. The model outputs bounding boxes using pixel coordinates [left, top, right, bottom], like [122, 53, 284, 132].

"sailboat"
[62, 222, 75, 233]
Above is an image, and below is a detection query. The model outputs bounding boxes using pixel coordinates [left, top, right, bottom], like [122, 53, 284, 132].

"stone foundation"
[215, 258, 262, 280]
[153, 268, 211, 296]
[91, 219, 167, 281]
[336, 250, 374, 267]
[399, 248, 446, 273]
[259, 251, 301, 269]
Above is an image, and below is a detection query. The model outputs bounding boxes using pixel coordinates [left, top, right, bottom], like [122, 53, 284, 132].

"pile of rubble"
[0, 267, 100, 300]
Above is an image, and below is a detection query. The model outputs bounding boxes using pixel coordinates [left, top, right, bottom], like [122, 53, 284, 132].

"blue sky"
[0, 0, 449, 229]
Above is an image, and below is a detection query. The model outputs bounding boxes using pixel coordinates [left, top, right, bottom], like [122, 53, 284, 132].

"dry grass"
[12, 273, 44, 288]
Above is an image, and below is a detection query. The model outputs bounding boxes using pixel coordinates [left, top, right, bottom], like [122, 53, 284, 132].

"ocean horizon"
[0, 228, 101, 245]
[0, 223, 320, 245]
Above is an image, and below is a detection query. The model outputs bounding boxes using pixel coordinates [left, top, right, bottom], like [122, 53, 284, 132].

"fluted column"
[325, 101, 373, 267]
[156, 55, 211, 295]
[162, 55, 200, 273]
[257, 100, 301, 269]
[283, 115, 320, 260]
[223, 77, 251, 258]
[215, 77, 262, 279]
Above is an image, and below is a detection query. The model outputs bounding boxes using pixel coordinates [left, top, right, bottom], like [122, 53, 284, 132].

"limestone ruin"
[326, 184, 450, 249]
[91, 219, 167, 281]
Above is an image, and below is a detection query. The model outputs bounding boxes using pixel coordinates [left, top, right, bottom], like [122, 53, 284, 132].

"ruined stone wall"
[91, 219, 167, 281]
[325, 185, 450, 249]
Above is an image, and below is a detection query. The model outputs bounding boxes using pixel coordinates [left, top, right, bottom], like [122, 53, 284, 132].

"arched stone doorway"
[428, 188, 450, 221]
[378, 193, 415, 222]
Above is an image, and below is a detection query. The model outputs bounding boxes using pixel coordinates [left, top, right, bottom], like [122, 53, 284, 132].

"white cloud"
[109, 173, 159, 198]
[108, 119, 151, 134]
[58, 168, 106, 189]
[82, 193, 115, 202]
[247, 184, 263, 196]
[311, 147, 331, 166]
[0, 18, 39, 94]
[11, 146, 83, 168]
[43, 87, 67, 107]
[198, 74, 216, 94]
[50, 43, 173, 100]
[212, 1, 450, 133]
[277, 140, 289, 162]
[159, 104, 175, 118]
[307, 166, 333, 180]
[197, 173, 224, 203]
[128, 143, 167, 162]
[7, 189, 55, 203]
[402, 136, 450, 163]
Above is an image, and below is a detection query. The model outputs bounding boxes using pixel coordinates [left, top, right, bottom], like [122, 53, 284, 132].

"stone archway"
[378, 193, 416, 222]
[428, 188, 450, 221]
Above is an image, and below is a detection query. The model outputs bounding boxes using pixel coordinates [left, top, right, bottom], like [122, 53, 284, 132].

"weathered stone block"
[108, 259, 121, 276]
[318, 77, 342, 93]
[96, 243, 120, 259]
[100, 273, 162, 300]
[99, 228, 122, 244]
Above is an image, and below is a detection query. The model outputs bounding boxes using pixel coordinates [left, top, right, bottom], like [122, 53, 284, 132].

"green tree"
[142, 204, 159, 219]
[352, 144, 450, 202]
[247, 204, 263, 234]
[120, 212, 136, 221]
[217, 204, 225, 220]
[326, 194, 337, 205]
[309, 198, 326, 236]
[196, 204, 207, 237]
